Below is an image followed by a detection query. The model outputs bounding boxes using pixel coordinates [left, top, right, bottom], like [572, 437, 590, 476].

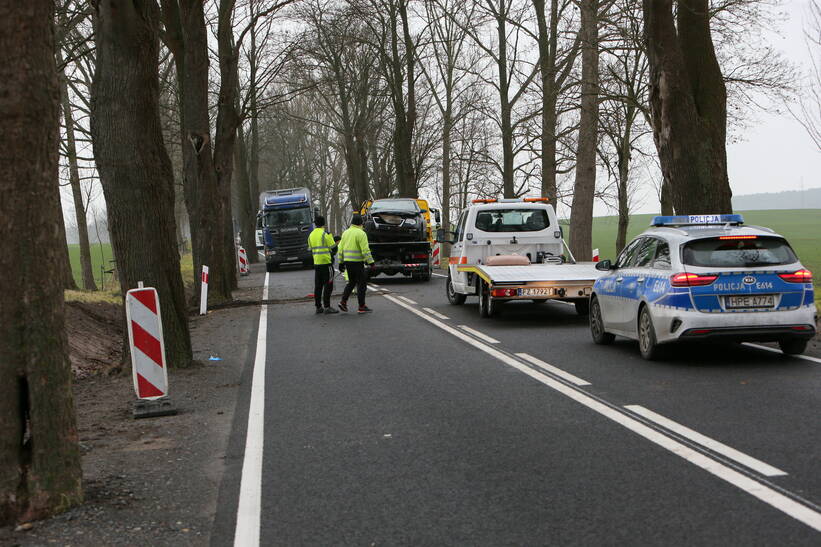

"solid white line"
[742, 343, 821, 365]
[370, 282, 381, 288]
[626, 405, 787, 477]
[423, 307, 450, 320]
[432, 272, 447, 278]
[398, 296, 418, 305]
[367, 284, 380, 291]
[381, 294, 821, 533]
[458, 325, 500, 344]
[234, 272, 269, 547]
[515, 353, 591, 386]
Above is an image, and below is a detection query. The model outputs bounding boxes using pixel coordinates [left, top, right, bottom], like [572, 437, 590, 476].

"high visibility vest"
[308, 227, 335, 265]
[339, 225, 374, 264]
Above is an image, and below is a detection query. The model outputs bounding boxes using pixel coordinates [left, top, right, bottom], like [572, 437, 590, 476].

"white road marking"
[515, 353, 591, 386]
[742, 343, 821, 365]
[370, 282, 381, 288]
[626, 405, 787, 477]
[397, 296, 418, 305]
[234, 273, 269, 547]
[458, 325, 501, 344]
[423, 307, 450, 320]
[381, 293, 821, 533]
[367, 284, 380, 291]
[432, 272, 447, 278]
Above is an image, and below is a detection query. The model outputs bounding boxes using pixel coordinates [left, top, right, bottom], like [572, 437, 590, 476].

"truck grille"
[275, 231, 308, 255]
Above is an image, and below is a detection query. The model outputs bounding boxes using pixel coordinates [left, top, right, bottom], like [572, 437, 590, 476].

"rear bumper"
[679, 324, 816, 342]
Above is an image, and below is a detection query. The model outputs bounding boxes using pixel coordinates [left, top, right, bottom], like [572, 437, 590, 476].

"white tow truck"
[441, 198, 603, 318]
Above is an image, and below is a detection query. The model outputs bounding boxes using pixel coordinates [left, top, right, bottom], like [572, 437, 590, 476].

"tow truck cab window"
[682, 236, 798, 268]
[455, 211, 468, 242]
[616, 237, 644, 268]
[474, 209, 550, 232]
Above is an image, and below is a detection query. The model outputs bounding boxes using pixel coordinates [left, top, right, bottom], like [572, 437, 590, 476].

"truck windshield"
[475, 209, 550, 232]
[682, 237, 798, 268]
[264, 208, 311, 227]
[370, 200, 419, 213]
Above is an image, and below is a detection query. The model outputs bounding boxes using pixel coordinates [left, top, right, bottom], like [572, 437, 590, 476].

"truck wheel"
[477, 278, 492, 318]
[779, 338, 808, 355]
[590, 296, 615, 345]
[266, 262, 278, 273]
[447, 273, 467, 305]
[638, 306, 660, 360]
[574, 299, 590, 316]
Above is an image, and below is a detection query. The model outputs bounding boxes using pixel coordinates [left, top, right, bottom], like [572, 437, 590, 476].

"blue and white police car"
[589, 214, 817, 359]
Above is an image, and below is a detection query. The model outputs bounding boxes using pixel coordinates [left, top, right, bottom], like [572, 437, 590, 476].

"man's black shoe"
[338, 301, 348, 312]
[324, 307, 339, 314]
[315, 307, 324, 314]
[357, 306, 373, 314]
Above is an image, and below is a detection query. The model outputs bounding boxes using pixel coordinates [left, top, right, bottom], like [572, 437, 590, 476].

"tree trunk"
[56, 195, 79, 291]
[235, 127, 258, 262]
[0, 0, 83, 524]
[643, 0, 732, 214]
[91, 0, 192, 369]
[58, 51, 97, 291]
[569, 0, 600, 261]
[441, 108, 453, 256]
[534, 0, 558, 205]
[496, 5, 515, 198]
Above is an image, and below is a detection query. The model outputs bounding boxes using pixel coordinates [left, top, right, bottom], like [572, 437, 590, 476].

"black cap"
[315, 215, 326, 227]
[351, 214, 363, 226]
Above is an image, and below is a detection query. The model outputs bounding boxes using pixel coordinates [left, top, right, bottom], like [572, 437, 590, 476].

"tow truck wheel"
[477, 278, 490, 318]
[590, 296, 615, 345]
[638, 305, 660, 360]
[574, 299, 590, 316]
[779, 338, 808, 355]
[446, 273, 467, 305]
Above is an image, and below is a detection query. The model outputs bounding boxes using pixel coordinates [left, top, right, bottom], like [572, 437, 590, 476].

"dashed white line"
[423, 307, 450, 320]
[742, 343, 821, 364]
[382, 293, 821, 533]
[397, 296, 418, 305]
[515, 353, 591, 386]
[432, 272, 448, 278]
[457, 325, 500, 344]
[626, 405, 787, 477]
[234, 272, 269, 547]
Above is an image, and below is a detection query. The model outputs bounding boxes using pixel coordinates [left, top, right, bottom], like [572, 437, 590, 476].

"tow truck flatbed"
[459, 263, 602, 301]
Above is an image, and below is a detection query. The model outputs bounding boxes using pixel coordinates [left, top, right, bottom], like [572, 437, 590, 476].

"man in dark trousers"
[307, 216, 339, 314]
[337, 214, 374, 314]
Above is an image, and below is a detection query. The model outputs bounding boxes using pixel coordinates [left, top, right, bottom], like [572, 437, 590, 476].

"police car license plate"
[519, 287, 552, 297]
[725, 295, 775, 309]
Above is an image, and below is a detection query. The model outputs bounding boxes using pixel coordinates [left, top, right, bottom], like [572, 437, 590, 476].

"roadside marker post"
[592, 248, 599, 262]
[432, 242, 441, 267]
[125, 284, 176, 418]
[238, 247, 250, 276]
[200, 265, 209, 315]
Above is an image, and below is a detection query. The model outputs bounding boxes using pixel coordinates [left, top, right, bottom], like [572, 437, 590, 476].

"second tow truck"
[441, 198, 603, 317]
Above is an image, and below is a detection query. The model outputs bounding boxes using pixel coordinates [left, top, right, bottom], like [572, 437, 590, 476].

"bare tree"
[0, 0, 83, 524]
[790, 0, 821, 149]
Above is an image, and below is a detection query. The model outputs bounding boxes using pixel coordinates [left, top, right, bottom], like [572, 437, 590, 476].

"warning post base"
[133, 397, 178, 419]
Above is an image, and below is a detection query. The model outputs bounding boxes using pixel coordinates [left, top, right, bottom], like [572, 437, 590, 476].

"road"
[212, 264, 821, 546]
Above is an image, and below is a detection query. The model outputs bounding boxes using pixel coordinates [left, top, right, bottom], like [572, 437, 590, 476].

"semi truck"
[441, 198, 603, 317]
[359, 198, 440, 282]
[259, 187, 317, 272]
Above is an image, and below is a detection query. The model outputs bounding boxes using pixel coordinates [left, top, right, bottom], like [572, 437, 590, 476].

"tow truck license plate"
[519, 287, 552, 297]
[725, 294, 775, 309]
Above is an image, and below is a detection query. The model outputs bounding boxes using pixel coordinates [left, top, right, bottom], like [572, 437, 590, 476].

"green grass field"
[68, 242, 115, 289]
[566, 209, 821, 301]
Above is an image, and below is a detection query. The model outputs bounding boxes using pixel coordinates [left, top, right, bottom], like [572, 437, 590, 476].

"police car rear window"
[475, 209, 550, 232]
[682, 237, 797, 268]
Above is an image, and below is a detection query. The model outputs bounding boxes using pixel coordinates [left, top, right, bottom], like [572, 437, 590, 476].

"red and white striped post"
[126, 285, 169, 400]
[432, 242, 441, 267]
[592, 248, 600, 262]
[200, 265, 209, 316]
[238, 247, 249, 275]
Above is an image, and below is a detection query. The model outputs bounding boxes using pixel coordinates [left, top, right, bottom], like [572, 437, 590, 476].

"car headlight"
[404, 219, 417, 226]
[266, 250, 277, 256]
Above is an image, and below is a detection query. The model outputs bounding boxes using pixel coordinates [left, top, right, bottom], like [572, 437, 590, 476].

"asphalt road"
[213, 264, 821, 546]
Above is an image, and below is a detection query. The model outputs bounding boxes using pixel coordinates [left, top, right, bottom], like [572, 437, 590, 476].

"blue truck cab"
[259, 187, 316, 271]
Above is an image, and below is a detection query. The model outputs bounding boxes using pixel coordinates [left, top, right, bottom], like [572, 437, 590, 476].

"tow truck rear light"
[670, 272, 718, 287]
[718, 235, 757, 240]
[472, 199, 497, 204]
[778, 269, 813, 283]
[491, 288, 517, 297]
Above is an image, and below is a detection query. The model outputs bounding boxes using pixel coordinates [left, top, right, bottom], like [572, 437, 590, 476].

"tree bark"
[91, 0, 192, 369]
[58, 50, 97, 291]
[56, 195, 79, 291]
[643, 0, 732, 213]
[235, 126, 258, 262]
[495, 2, 515, 198]
[569, 0, 600, 261]
[0, 0, 83, 524]
[533, 0, 558, 205]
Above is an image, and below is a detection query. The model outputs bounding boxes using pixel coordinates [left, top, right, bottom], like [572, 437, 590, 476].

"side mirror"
[596, 259, 615, 271]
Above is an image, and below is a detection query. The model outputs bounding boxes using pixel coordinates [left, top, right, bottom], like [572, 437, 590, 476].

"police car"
[589, 214, 817, 359]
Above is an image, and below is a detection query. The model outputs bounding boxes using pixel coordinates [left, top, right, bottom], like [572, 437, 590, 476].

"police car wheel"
[779, 338, 808, 355]
[638, 306, 660, 360]
[447, 273, 467, 305]
[590, 296, 615, 345]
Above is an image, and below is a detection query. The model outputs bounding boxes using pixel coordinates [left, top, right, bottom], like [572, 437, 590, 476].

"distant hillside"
[732, 188, 821, 210]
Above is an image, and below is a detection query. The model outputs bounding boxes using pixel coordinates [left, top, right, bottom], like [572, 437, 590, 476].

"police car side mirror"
[596, 259, 614, 271]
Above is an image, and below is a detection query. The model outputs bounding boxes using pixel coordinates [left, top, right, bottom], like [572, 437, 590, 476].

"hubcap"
[640, 312, 651, 352]
[592, 301, 602, 336]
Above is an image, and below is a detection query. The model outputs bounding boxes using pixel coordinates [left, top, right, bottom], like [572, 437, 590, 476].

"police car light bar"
[651, 214, 744, 227]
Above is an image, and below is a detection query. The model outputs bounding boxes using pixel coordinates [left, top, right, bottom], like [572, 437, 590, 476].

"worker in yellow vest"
[337, 213, 374, 314]
[308, 216, 339, 315]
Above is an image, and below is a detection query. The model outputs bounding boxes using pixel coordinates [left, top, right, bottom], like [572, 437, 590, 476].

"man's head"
[351, 214, 363, 226]
[315, 215, 326, 227]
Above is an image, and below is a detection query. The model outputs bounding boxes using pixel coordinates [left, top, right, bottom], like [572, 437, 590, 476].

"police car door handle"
[637, 277, 646, 283]
[616, 277, 624, 282]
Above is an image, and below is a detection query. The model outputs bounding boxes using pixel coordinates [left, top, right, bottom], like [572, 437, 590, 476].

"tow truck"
[440, 198, 603, 317]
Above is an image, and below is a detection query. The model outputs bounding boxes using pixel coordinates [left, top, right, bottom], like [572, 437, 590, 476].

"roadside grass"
[64, 289, 121, 304]
[68, 243, 115, 289]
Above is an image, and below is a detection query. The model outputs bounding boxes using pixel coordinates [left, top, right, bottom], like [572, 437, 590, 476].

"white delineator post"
[592, 248, 600, 262]
[125, 286, 169, 399]
[200, 265, 209, 315]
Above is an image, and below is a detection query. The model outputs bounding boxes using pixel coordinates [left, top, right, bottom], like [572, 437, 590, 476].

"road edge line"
[515, 353, 591, 386]
[742, 342, 821, 364]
